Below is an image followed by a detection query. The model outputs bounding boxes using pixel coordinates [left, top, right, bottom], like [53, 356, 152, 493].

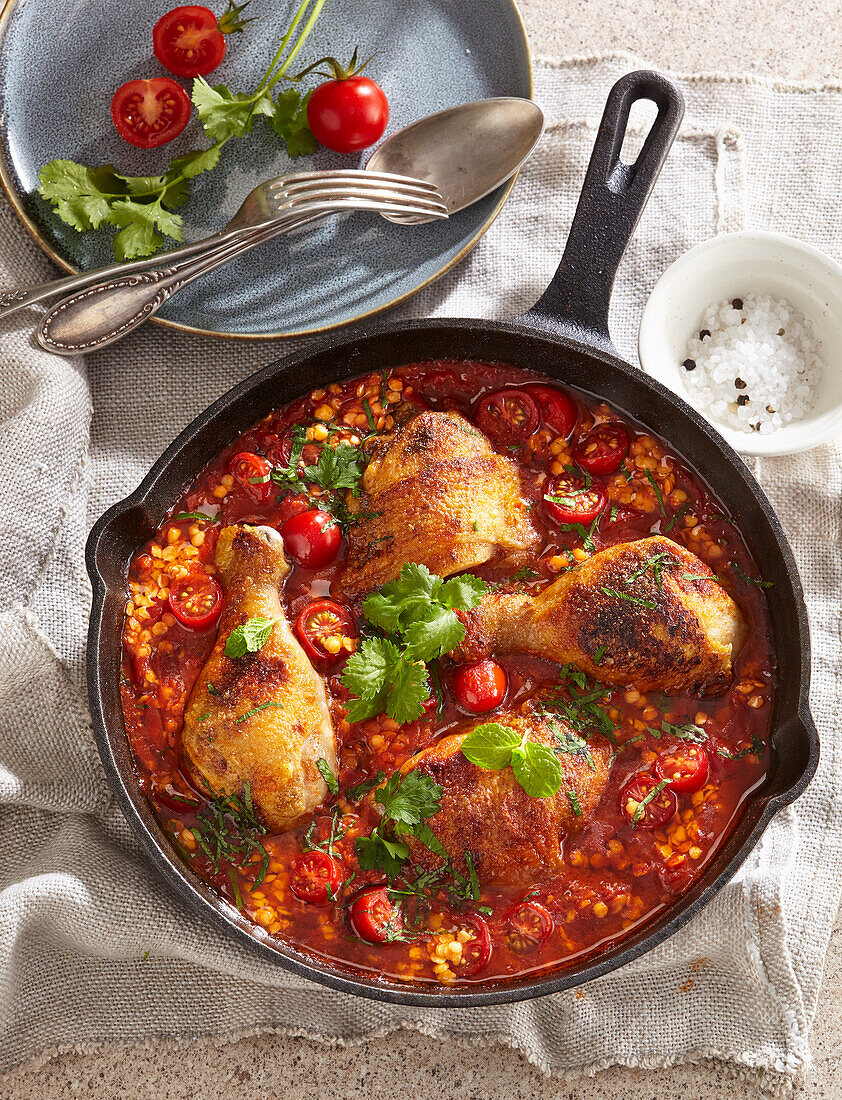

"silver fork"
[0, 170, 444, 321]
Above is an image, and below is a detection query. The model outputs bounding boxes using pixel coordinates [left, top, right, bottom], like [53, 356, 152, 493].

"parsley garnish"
[354, 771, 445, 878]
[316, 757, 339, 795]
[461, 722, 564, 799]
[341, 564, 487, 724]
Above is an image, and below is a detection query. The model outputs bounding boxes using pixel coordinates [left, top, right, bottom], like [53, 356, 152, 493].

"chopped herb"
[729, 561, 775, 588]
[631, 778, 670, 828]
[647, 720, 707, 743]
[141, 949, 150, 961]
[564, 462, 592, 489]
[464, 851, 480, 902]
[593, 644, 607, 666]
[620, 460, 633, 483]
[227, 868, 245, 911]
[172, 511, 217, 523]
[511, 566, 539, 581]
[477, 904, 494, 916]
[717, 735, 763, 760]
[627, 551, 671, 589]
[198, 712, 211, 722]
[188, 780, 269, 888]
[472, 520, 479, 531]
[316, 757, 339, 796]
[207, 682, 221, 696]
[599, 586, 657, 609]
[347, 770, 387, 802]
[302, 805, 348, 858]
[682, 570, 711, 582]
[225, 616, 279, 658]
[363, 399, 376, 432]
[558, 513, 600, 553]
[645, 470, 666, 515]
[663, 502, 690, 533]
[567, 789, 582, 817]
[234, 700, 283, 723]
[610, 505, 618, 522]
[539, 665, 620, 743]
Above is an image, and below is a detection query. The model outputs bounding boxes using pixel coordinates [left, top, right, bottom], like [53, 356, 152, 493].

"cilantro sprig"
[271, 431, 367, 525]
[37, 0, 328, 259]
[354, 770, 446, 878]
[341, 564, 488, 724]
[460, 722, 565, 799]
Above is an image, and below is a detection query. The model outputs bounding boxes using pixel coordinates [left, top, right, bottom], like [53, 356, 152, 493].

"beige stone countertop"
[6, 0, 842, 1097]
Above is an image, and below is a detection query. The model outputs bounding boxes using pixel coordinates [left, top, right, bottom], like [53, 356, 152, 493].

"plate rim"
[0, 0, 534, 341]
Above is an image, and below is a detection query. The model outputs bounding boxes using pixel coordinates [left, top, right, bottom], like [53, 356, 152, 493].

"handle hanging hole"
[618, 98, 659, 168]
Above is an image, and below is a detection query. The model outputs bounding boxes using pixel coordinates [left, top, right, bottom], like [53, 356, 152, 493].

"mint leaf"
[511, 741, 564, 798]
[316, 757, 339, 796]
[461, 722, 521, 770]
[224, 616, 279, 659]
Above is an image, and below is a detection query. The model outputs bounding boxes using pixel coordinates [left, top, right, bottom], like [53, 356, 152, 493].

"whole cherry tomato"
[280, 508, 341, 568]
[111, 78, 191, 148]
[308, 75, 389, 154]
[452, 658, 508, 713]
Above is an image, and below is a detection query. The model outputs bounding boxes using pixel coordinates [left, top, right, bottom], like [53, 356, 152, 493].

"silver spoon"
[36, 97, 545, 355]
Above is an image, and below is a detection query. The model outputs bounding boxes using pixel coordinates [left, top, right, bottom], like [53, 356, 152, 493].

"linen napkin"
[1, 53, 840, 1092]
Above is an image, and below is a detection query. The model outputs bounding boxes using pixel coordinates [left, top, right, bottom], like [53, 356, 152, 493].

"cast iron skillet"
[87, 70, 819, 1006]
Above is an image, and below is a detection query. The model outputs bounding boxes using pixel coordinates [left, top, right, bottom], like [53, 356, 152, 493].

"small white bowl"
[638, 231, 842, 456]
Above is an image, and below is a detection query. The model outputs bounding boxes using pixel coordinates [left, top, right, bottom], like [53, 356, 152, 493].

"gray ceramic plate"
[0, 0, 531, 339]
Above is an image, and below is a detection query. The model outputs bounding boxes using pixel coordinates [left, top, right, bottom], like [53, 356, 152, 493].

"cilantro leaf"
[363, 563, 442, 633]
[355, 830, 409, 878]
[347, 770, 386, 802]
[375, 769, 443, 827]
[302, 442, 365, 493]
[267, 87, 316, 157]
[386, 657, 430, 724]
[109, 197, 184, 261]
[355, 770, 444, 878]
[438, 573, 489, 610]
[511, 741, 564, 798]
[403, 606, 465, 663]
[224, 616, 279, 659]
[341, 636, 397, 722]
[192, 79, 262, 142]
[37, 160, 119, 231]
[461, 722, 521, 770]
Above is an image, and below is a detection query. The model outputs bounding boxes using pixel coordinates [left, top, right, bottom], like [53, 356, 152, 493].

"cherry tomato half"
[290, 850, 343, 905]
[280, 509, 341, 569]
[475, 388, 540, 447]
[544, 472, 608, 524]
[307, 76, 389, 154]
[167, 574, 223, 630]
[295, 600, 358, 662]
[526, 383, 577, 438]
[574, 423, 628, 476]
[110, 78, 191, 149]
[228, 451, 274, 504]
[349, 886, 402, 943]
[153, 5, 226, 78]
[620, 773, 678, 829]
[655, 743, 710, 794]
[453, 912, 493, 976]
[452, 658, 508, 713]
[503, 900, 554, 954]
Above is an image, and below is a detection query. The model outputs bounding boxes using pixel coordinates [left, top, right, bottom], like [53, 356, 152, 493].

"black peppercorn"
[734, 378, 747, 389]
[683, 359, 696, 371]
[737, 394, 749, 406]
[699, 329, 711, 340]
[732, 298, 744, 309]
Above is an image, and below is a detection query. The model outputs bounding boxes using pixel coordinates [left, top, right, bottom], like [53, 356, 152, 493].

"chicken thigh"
[398, 707, 613, 889]
[455, 536, 747, 696]
[336, 410, 538, 598]
[182, 524, 336, 831]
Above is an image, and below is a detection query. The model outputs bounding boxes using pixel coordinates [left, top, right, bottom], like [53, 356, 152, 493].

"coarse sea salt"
[681, 292, 822, 435]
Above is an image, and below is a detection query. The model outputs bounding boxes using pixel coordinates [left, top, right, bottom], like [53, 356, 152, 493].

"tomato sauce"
[120, 361, 774, 987]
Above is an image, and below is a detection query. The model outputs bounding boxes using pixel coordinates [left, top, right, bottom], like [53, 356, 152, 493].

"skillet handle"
[518, 70, 684, 353]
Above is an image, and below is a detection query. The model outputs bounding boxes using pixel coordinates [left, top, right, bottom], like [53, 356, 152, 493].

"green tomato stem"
[265, 0, 328, 91]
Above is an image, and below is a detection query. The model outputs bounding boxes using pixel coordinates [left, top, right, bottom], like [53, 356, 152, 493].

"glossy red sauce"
[120, 361, 774, 987]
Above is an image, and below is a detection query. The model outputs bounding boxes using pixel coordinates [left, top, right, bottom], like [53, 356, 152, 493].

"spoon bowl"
[367, 97, 545, 223]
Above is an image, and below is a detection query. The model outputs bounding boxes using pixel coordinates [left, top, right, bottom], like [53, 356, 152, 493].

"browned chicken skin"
[454, 535, 747, 696]
[335, 409, 538, 599]
[182, 525, 336, 831]
[398, 707, 613, 889]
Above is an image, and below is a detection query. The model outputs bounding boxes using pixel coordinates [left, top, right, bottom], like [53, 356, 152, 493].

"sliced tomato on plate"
[228, 451, 275, 504]
[475, 388, 539, 446]
[655, 743, 710, 794]
[153, 2, 252, 77]
[503, 899, 554, 954]
[544, 472, 608, 524]
[349, 886, 402, 943]
[526, 383, 577, 438]
[574, 423, 628, 476]
[620, 772, 678, 829]
[167, 574, 223, 630]
[295, 600, 358, 661]
[290, 850, 343, 905]
[110, 78, 192, 149]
